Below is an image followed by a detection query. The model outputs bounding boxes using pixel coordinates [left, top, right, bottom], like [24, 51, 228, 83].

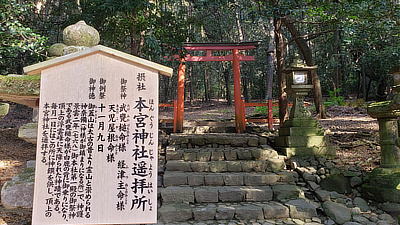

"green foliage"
[254, 106, 269, 115]
[0, 0, 47, 75]
[4, 0, 400, 104]
[324, 88, 344, 106]
[79, 0, 190, 61]
[254, 105, 278, 117]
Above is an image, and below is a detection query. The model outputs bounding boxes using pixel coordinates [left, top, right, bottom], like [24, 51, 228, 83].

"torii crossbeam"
[175, 41, 261, 133]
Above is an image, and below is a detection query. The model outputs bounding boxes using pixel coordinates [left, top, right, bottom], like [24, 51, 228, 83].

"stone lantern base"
[275, 117, 335, 157]
[274, 84, 334, 157]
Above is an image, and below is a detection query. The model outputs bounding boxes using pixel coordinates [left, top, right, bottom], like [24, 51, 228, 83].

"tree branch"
[290, 19, 338, 25]
[285, 29, 336, 46]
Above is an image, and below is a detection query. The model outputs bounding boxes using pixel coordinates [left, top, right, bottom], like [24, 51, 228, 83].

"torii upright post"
[176, 57, 185, 133]
[233, 49, 244, 133]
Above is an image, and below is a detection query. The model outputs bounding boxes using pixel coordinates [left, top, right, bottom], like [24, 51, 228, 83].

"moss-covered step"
[0, 102, 9, 118]
[0, 74, 40, 108]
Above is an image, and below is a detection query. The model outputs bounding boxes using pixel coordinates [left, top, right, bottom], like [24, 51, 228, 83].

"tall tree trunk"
[333, 28, 340, 94]
[188, 65, 193, 105]
[282, 16, 327, 119]
[266, 20, 275, 101]
[235, 1, 247, 103]
[204, 64, 209, 102]
[243, 74, 251, 102]
[163, 76, 170, 103]
[362, 64, 367, 101]
[259, 19, 275, 101]
[333, 0, 341, 95]
[223, 63, 233, 106]
[235, 0, 245, 42]
[274, 17, 288, 125]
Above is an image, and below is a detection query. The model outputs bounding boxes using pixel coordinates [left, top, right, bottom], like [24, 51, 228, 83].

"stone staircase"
[157, 133, 319, 223]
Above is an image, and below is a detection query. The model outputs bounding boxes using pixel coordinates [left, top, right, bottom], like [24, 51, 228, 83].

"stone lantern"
[284, 53, 316, 119]
[275, 53, 334, 157]
[390, 65, 400, 89]
[364, 65, 400, 204]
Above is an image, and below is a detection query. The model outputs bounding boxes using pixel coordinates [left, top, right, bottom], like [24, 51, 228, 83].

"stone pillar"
[363, 101, 400, 204]
[288, 87, 312, 119]
[378, 118, 400, 168]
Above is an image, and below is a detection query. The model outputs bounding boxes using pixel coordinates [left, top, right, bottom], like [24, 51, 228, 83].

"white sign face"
[294, 72, 306, 84]
[32, 53, 158, 224]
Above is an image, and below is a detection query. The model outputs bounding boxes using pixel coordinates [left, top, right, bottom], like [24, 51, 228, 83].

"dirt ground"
[0, 100, 381, 224]
[160, 100, 381, 169]
[0, 102, 35, 225]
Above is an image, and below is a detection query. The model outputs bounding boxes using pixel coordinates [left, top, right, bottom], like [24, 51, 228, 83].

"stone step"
[158, 198, 317, 223]
[164, 159, 286, 173]
[163, 171, 296, 187]
[166, 146, 280, 161]
[159, 121, 237, 134]
[169, 133, 268, 148]
[160, 184, 305, 204]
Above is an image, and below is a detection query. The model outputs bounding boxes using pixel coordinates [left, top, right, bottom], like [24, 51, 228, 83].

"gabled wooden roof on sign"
[24, 45, 173, 77]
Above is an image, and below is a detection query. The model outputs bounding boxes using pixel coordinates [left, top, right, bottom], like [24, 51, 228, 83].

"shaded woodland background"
[3, 0, 400, 120]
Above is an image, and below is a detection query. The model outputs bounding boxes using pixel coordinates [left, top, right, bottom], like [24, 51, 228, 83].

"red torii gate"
[174, 41, 267, 133]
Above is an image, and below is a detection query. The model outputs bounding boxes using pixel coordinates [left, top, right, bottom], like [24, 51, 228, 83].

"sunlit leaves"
[0, 0, 47, 75]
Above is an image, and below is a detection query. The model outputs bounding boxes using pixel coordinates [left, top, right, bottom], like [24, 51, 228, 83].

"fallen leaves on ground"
[319, 106, 380, 171]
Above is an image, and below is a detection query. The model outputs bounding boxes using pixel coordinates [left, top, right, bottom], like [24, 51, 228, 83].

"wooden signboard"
[24, 45, 173, 224]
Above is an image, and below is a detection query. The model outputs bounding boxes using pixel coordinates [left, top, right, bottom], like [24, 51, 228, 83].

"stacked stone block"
[158, 133, 315, 223]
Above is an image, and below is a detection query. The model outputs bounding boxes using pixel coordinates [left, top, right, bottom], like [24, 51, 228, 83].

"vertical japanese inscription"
[38, 72, 157, 223]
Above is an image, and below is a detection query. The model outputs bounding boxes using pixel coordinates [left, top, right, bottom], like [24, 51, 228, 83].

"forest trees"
[255, 0, 400, 120]
[0, 0, 47, 74]
[2, 0, 400, 121]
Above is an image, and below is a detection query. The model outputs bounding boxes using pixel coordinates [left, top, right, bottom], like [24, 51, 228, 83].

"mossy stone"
[320, 174, 352, 194]
[368, 101, 400, 118]
[0, 102, 9, 118]
[63, 46, 88, 55]
[361, 167, 400, 203]
[48, 43, 67, 57]
[63, 20, 100, 47]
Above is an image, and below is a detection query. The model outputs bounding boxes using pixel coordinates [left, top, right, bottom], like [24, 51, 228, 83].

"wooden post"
[268, 99, 273, 130]
[173, 100, 178, 133]
[241, 99, 246, 132]
[176, 58, 185, 133]
[233, 49, 244, 133]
